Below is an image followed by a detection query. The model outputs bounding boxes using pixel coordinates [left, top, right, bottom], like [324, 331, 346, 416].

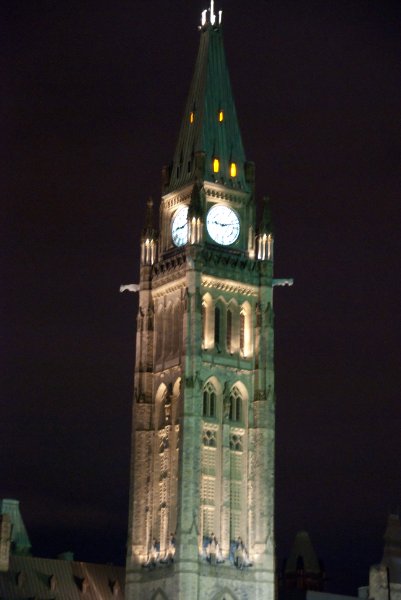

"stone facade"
[368, 514, 401, 600]
[125, 3, 278, 599]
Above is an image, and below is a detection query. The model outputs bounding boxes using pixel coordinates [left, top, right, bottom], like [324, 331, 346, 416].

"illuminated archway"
[239, 300, 252, 358]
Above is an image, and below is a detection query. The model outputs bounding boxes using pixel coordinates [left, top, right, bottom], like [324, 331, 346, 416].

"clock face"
[171, 206, 189, 246]
[206, 205, 240, 246]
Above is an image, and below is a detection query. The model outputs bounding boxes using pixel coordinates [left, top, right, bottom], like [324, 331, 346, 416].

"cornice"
[203, 181, 250, 206]
[162, 186, 193, 211]
[201, 274, 258, 297]
[152, 278, 186, 299]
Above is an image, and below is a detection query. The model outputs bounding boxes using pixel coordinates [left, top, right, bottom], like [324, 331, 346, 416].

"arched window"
[202, 302, 206, 345]
[155, 383, 169, 430]
[164, 303, 173, 357]
[240, 301, 253, 358]
[214, 306, 221, 348]
[229, 386, 242, 422]
[239, 312, 245, 355]
[226, 309, 232, 352]
[201, 293, 213, 350]
[203, 381, 216, 418]
[171, 302, 180, 357]
[155, 305, 164, 362]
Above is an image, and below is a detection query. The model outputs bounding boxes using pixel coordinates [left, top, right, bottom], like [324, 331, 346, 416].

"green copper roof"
[0, 499, 31, 555]
[166, 10, 248, 193]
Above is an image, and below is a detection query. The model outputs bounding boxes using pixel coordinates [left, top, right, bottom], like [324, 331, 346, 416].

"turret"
[188, 181, 203, 244]
[140, 197, 157, 266]
[257, 195, 274, 261]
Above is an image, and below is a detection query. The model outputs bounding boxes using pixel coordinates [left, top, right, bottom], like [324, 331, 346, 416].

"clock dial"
[206, 205, 240, 246]
[171, 206, 189, 246]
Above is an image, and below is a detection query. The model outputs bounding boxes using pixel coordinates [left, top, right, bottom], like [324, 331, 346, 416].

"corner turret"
[140, 197, 157, 266]
[257, 196, 274, 260]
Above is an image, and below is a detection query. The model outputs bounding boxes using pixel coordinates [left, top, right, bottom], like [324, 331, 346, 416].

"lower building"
[0, 499, 125, 599]
[360, 513, 401, 600]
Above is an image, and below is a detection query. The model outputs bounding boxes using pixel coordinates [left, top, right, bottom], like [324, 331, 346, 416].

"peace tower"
[125, 3, 286, 598]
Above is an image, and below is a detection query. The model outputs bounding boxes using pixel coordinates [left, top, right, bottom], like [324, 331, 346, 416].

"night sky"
[2, 0, 401, 594]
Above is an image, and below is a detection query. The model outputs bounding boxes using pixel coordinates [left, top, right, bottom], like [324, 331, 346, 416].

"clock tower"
[125, 3, 280, 599]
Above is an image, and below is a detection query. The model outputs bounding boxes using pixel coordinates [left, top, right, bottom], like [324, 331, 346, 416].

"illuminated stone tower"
[126, 3, 285, 599]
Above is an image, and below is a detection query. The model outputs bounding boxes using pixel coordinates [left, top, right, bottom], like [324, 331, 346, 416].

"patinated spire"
[166, 1, 247, 192]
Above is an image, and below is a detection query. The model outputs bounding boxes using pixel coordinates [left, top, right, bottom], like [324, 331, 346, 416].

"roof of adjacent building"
[0, 555, 125, 599]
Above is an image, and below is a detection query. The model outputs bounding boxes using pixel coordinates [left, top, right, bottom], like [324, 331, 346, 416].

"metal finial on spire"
[210, 0, 216, 25]
[201, 0, 222, 27]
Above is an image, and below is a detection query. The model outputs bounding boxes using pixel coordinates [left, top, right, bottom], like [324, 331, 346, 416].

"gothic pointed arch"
[151, 589, 170, 600]
[229, 380, 249, 425]
[164, 300, 174, 358]
[240, 300, 253, 358]
[155, 383, 168, 430]
[155, 302, 164, 364]
[172, 377, 182, 424]
[200, 375, 223, 543]
[210, 588, 240, 600]
[202, 376, 222, 420]
[214, 296, 226, 352]
[229, 385, 242, 423]
[171, 300, 181, 358]
[203, 380, 217, 419]
[202, 292, 213, 349]
[226, 298, 239, 353]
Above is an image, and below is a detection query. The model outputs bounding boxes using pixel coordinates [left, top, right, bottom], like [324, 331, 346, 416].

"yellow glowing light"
[213, 158, 220, 173]
[230, 162, 237, 177]
[190, 111, 194, 124]
[218, 110, 224, 122]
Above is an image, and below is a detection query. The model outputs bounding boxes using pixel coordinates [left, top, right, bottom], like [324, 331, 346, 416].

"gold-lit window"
[230, 162, 237, 177]
[213, 158, 220, 173]
[190, 111, 195, 124]
[218, 110, 224, 122]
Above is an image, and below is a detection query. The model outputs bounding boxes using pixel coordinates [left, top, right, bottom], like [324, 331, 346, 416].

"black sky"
[2, 0, 401, 594]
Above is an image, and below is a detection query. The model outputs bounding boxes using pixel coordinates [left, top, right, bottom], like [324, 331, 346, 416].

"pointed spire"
[166, 2, 247, 193]
[283, 531, 325, 592]
[383, 513, 401, 560]
[285, 531, 321, 575]
[188, 181, 203, 218]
